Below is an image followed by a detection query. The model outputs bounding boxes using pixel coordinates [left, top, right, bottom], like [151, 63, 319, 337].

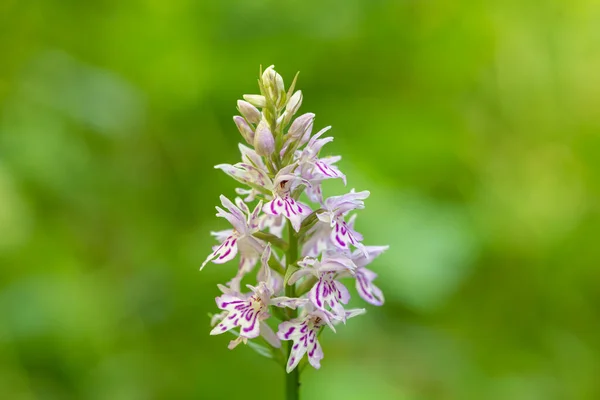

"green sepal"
[286, 72, 300, 103]
[284, 263, 300, 287]
[297, 208, 324, 237]
[291, 184, 306, 200]
[228, 330, 277, 361]
[271, 305, 288, 321]
[253, 231, 289, 251]
[268, 256, 286, 276]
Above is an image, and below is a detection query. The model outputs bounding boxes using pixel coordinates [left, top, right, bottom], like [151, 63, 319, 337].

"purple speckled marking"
[308, 342, 316, 357]
[283, 327, 296, 339]
[357, 272, 373, 300]
[270, 201, 278, 215]
[219, 299, 243, 308]
[314, 281, 323, 307]
[219, 248, 232, 260]
[315, 162, 329, 176]
[242, 310, 259, 334]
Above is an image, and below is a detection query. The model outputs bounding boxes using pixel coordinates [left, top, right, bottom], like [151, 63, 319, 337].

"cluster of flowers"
[201, 66, 388, 373]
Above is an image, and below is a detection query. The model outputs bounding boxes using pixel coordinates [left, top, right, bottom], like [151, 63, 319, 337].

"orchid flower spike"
[200, 66, 388, 386]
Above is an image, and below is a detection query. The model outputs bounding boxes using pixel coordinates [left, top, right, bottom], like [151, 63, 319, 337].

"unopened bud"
[253, 119, 275, 157]
[243, 94, 267, 108]
[286, 90, 303, 116]
[261, 65, 285, 104]
[237, 100, 261, 124]
[233, 116, 254, 144]
[288, 112, 314, 140]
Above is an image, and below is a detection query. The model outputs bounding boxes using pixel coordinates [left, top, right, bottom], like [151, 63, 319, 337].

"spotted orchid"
[262, 164, 312, 232]
[338, 245, 389, 306]
[200, 195, 265, 275]
[296, 128, 346, 203]
[289, 254, 356, 321]
[277, 305, 365, 373]
[210, 245, 306, 349]
[301, 191, 369, 258]
[200, 66, 388, 397]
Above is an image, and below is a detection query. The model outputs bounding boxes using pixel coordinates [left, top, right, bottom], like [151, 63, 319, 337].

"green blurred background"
[1, 0, 599, 399]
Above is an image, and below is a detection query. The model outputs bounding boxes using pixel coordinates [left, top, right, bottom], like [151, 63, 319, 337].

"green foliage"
[1, 0, 599, 399]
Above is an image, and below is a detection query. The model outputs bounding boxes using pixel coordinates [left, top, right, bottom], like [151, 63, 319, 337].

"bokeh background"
[1, 0, 599, 399]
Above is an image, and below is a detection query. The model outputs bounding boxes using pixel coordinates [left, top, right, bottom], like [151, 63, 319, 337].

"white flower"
[277, 305, 365, 372]
[262, 164, 312, 232]
[289, 254, 356, 321]
[210, 246, 307, 349]
[200, 196, 264, 274]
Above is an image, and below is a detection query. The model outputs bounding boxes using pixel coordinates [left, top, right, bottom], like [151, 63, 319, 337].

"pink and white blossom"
[200, 195, 264, 273]
[289, 254, 356, 321]
[210, 246, 307, 349]
[201, 66, 388, 376]
[277, 306, 365, 372]
[262, 164, 312, 232]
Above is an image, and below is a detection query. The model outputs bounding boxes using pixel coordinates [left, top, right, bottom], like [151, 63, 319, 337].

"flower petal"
[355, 267, 385, 306]
[334, 280, 351, 304]
[286, 340, 308, 373]
[330, 220, 363, 251]
[314, 158, 346, 185]
[277, 320, 303, 341]
[270, 296, 308, 309]
[307, 335, 324, 369]
[260, 321, 281, 348]
[210, 310, 240, 335]
[263, 196, 311, 232]
[200, 235, 238, 270]
[309, 274, 349, 320]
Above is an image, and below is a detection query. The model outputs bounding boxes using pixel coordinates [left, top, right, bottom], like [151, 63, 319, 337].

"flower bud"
[233, 116, 254, 144]
[243, 94, 266, 108]
[286, 90, 303, 116]
[237, 100, 261, 124]
[261, 65, 285, 104]
[287, 112, 314, 140]
[253, 118, 275, 157]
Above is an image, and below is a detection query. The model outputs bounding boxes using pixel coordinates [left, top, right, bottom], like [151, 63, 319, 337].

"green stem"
[285, 226, 300, 400]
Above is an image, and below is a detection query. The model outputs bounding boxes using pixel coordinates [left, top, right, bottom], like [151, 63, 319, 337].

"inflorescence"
[201, 66, 388, 373]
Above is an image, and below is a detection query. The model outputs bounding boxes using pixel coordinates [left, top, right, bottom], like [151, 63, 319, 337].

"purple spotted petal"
[200, 235, 238, 270]
[314, 158, 346, 185]
[277, 314, 326, 373]
[307, 335, 324, 369]
[355, 267, 385, 306]
[263, 196, 312, 232]
[305, 181, 324, 204]
[309, 274, 348, 321]
[209, 311, 240, 335]
[211, 294, 264, 339]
